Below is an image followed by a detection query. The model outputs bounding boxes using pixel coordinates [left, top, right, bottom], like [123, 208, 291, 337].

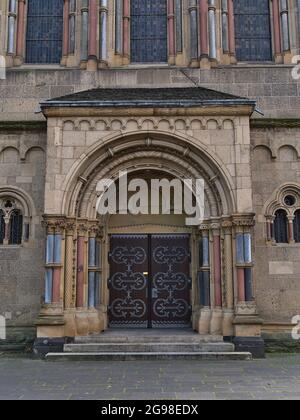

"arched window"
[234, 0, 272, 61]
[25, 0, 64, 64]
[9, 210, 23, 245]
[0, 199, 24, 246]
[274, 209, 288, 243]
[0, 210, 4, 244]
[294, 210, 300, 243]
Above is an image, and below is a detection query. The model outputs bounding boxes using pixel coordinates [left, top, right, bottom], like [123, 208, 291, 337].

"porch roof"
[40, 87, 256, 110]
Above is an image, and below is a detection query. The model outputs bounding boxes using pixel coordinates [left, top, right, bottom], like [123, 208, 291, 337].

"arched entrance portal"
[39, 131, 256, 341]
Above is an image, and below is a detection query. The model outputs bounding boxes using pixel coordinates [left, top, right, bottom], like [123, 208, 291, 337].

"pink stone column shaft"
[52, 268, 61, 303]
[237, 268, 245, 302]
[16, 0, 26, 58]
[62, 0, 70, 57]
[76, 236, 85, 307]
[123, 0, 130, 58]
[227, 0, 235, 55]
[213, 235, 222, 307]
[199, 0, 209, 57]
[288, 219, 295, 243]
[168, 0, 176, 59]
[272, 0, 282, 55]
[88, 0, 97, 58]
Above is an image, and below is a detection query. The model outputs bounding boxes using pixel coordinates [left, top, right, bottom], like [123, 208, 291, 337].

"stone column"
[222, 219, 234, 337]
[69, 0, 76, 55]
[7, 0, 17, 55]
[15, 0, 25, 65]
[80, 0, 89, 65]
[99, 0, 108, 66]
[199, 0, 209, 68]
[87, 0, 98, 71]
[210, 224, 223, 335]
[175, 0, 183, 56]
[76, 234, 86, 308]
[280, 0, 290, 51]
[168, 0, 176, 65]
[232, 215, 264, 358]
[198, 227, 211, 335]
[272, 0, 282, 63]
[36, 217, 66, 339]
[115, 0, 123, 55]
[208, 0, 217, 64]
[64, 221, 77, 337]
[189, 0, 199, 67]
[221, 0, 231, 64]
[61, 0, 70, 65]
[288, 216, 295, 244]
[227, 0, 236, 63]
[123, 0, 130, 65]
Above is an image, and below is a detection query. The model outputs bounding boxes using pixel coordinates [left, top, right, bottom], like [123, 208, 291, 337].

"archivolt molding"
[60, 131, 236, 220]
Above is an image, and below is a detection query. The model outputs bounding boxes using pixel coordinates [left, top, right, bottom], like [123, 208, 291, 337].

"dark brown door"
[108, 235, 149, 328]
[151, 235, 191, 328]
[109, 234, 191, 328]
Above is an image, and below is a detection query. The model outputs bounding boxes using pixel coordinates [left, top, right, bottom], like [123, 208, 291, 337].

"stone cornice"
[42, 105, 255, 118]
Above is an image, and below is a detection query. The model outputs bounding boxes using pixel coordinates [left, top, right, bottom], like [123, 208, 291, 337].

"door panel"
[151, 235, 191, 328]
[109, 234, 191, 328]
[109, 235, 149, 328]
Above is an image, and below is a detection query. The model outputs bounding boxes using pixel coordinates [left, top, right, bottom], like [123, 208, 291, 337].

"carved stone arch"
[60, 131, 236, 220]
[264, 183, 300, 216]
[77, 151, 218, 220]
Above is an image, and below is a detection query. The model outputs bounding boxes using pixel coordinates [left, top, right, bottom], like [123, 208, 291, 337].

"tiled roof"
[41, 87, 256, 109]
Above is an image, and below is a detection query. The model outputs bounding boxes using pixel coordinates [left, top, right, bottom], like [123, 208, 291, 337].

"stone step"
[64, 342, 235, 353]
[46, 352, 252, 362]
[74, 334, 224, 344]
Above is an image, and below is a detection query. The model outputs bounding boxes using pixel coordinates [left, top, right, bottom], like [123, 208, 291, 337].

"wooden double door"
[108, 234, 191, 329]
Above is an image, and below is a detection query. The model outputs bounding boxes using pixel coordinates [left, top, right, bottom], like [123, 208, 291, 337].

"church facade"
[0, 0, 300, 355]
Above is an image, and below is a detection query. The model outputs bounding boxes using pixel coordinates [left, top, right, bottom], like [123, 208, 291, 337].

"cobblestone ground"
[0, 354, 299, 400]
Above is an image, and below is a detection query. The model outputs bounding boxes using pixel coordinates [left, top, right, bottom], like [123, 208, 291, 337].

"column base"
[60, 55, 68, 66]
[189, 59, 199, 68]
[210, 308, 223, 335]
[87, 57, 98, 71]
[98, 60, 108, 69]
[222, 309, 234, 337]
[229, 54, 237, 65]
[168, 56, 176, 66]
[13, 56, 24, 67]
[200, 56, 211, 69]
[198, 308, 211, 335]
[274, 53, 283, 64]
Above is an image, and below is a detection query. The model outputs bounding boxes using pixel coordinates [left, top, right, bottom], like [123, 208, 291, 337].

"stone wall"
[0, 66, 299, 121]
[251, 127, 300, 324]
[0, 128, 46, 349]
